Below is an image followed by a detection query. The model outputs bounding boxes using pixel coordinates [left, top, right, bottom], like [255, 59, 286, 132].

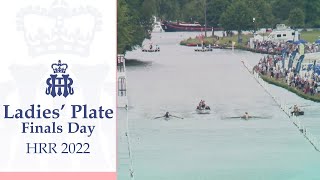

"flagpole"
[204, 0, 207, 37]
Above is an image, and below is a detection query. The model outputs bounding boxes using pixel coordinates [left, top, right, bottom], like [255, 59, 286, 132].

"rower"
[154, 112, 183, 120]
[291, 104, 299, 116]
[164, 112, 170, 118]
[243, 112, 249, 120]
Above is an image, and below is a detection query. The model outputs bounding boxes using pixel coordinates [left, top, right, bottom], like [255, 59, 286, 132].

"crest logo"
[46, 60, 74, 98]
[16, 0, 102, 56]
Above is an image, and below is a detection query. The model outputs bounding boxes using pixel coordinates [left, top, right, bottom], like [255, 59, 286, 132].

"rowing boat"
[196, 107, 211, 114]
[291, 111, 304, 116]
[194, 48, 213, 52]
[142, 49, 160, 52]
[223, 116, 272, 120]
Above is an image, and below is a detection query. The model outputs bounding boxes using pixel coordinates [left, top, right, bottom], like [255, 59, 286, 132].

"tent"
[294, 39, 308, 44]
[299, 39, 308, 44]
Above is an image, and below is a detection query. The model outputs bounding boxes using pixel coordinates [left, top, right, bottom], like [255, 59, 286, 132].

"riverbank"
[180, 34, 252, 48]
[179, 34, 282, 55]
[260, 74, 320, 102]
[180, 30, 320, 55]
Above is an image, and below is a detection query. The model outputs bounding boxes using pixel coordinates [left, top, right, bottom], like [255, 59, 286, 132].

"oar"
[154, 116, 163, 119]
[228, 116, 242, 119]
[222, 116, 242, 119]
[171, 115, 184, 119]
[249, 116, 272, 119]
[289, 105, 311, 109]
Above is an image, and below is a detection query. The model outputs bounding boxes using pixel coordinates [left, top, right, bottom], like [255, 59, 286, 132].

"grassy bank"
[180, 34, 281, 55]
[180, 34, 253, 47]
[260, 74, 320, 102]
[180, 30, 320, 47]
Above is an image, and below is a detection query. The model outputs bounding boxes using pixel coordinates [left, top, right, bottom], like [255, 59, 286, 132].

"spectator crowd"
[249, 40, 320, 55]
[254, 53, 320, 96]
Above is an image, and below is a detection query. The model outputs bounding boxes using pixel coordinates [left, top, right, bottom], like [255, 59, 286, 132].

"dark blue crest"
[46, 60, 74, 98]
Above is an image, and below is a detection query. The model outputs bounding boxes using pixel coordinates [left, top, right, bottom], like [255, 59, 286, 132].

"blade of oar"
[171, 115, 184, 119]
[221, 116, 242, 120]
[250, 116, 272, 119]
[228, 116, 242, 119]
[154, 116, 163, 119]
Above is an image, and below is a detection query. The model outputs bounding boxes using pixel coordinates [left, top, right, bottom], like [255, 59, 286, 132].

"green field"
[300, 30, 320, 43]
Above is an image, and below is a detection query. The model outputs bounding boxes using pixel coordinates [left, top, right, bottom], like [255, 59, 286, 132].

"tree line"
[118, 0, 320, 53]
[157, 0, 320, 29]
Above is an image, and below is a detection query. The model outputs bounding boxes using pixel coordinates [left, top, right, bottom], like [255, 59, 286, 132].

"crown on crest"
[52, 60, 68, 73]
[16, 0, 102, 56]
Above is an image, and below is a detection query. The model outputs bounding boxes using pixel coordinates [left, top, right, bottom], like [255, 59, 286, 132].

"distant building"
[152, 16, 163, 33]
[250, 24, 300, 48]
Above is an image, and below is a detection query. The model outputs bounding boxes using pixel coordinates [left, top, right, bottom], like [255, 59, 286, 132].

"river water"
[118, 32, 320, 180]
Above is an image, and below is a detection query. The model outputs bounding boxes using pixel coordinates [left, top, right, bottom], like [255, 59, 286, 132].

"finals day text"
[0, 104, 114, 154]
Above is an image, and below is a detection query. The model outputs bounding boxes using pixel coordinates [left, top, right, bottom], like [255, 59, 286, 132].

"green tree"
[220, 0, 255, 43]
[117, 0, 133, 53]
[288, 8, 305, 28]
[117, 0, 155, 54]
[305, 0, 320, 27]
[272, 0, 304, 24]
[206, 0, 232, 27]
[246, 0, 274, 28]
[180, 0, 204, 24]
[157, 0, 181, 20]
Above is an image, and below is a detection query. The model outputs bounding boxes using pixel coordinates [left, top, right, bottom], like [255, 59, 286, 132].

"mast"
[204, 0, 207, 37]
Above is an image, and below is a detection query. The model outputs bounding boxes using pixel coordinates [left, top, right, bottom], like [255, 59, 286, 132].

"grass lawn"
[180, 34, 253, 47]
[300, 30, 320, 43]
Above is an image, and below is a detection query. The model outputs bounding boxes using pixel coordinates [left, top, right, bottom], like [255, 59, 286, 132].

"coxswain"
[199, 100, 203, 108]
[202, 100, 206, 108]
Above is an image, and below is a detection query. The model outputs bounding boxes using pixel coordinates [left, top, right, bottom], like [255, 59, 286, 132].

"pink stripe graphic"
[0, 172, 116, 180]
